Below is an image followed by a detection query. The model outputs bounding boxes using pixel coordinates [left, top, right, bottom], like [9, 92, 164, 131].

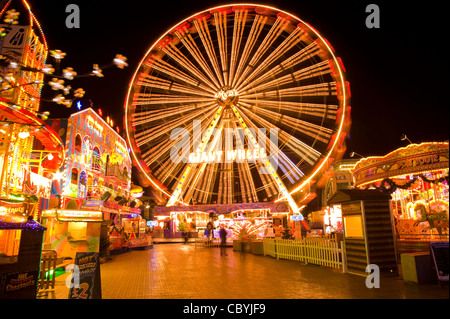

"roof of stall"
[351, 142, 449, 187]
[0, 100, 65, 169]
[327, 189, 391, 205]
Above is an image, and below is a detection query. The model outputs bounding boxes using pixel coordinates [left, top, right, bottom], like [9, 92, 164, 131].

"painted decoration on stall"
[81, 136, 91, 166]
[78, 171, 87, 198]
[22, 169, 52, 198]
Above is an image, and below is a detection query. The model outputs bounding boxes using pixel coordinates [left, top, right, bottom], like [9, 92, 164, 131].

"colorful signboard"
[352, 142, 449, 187]
[430, 241, 449, 283]
[154, 201, 290, 216]
[0, 270, 40, 299]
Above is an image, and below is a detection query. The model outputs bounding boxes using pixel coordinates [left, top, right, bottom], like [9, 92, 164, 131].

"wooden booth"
[328, 189, 398, 276]
[0, 218, 46, 299]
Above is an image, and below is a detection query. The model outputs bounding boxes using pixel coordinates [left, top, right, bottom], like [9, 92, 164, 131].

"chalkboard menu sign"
[430, 241, 449, 283]
[68, 252, 102, 299]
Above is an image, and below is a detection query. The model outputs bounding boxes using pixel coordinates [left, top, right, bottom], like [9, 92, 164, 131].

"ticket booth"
[0, 217, 45, 299]
[328, 189, 398, 276]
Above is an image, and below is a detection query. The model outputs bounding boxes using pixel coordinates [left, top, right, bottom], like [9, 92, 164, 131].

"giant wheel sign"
[124, 4, 350, 214]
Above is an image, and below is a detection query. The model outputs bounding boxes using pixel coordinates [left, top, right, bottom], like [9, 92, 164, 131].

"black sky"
[27, 0, 449, 158]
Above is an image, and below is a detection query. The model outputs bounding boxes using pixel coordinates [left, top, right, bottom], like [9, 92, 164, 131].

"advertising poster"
[430, 241, 449, 283]
[68, 252, 102, 299]
[0, 270, 39, 299]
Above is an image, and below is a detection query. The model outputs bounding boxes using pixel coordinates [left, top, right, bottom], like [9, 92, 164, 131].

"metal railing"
[194, 238, 222, 248]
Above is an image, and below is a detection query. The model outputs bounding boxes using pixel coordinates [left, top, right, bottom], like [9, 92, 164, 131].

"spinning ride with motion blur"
[124, 4, 351, 237]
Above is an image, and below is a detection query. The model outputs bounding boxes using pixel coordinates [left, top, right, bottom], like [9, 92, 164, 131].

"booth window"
[343, 216, 364, 238]
[92, 147, 101, 171]
[71, 168, 78, 185]
[67, 222, 87, 242]
[74, 134, 82, 152]
[0, 229, 21, 264]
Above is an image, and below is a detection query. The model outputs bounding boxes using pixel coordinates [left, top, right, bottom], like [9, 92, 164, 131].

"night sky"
[27, 0, 449, 159]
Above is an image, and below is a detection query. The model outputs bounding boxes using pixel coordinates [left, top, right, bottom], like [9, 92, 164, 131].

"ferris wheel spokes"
[161, 41, 219, 91]
[145, 58, 216, 95]
[194, 17, 225, 88]
[232, 16, 292, 89]
[228, 8, 248, 87]
[230, 14, 268, 89]
[236, 106, 305, 182]
[213, 10, 229, 86]
[236, 41, 321, 93]
[237, 105, 322, 165]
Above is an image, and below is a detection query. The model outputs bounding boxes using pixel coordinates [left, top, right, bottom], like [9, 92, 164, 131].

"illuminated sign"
[115, 140, 127, 156]
[352, 143, 449, 187]
[291, 215, 304, 221]
[41, 209, 103, 221]
[83, 200, 104, 207]
[188, 148, 267, 164]
[147, 220, 158, 227]
[87, 115, 104, 135]
[215, 88, 238, 102]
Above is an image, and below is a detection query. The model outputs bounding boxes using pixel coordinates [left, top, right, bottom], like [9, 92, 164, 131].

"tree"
[281, 227, 294, 240]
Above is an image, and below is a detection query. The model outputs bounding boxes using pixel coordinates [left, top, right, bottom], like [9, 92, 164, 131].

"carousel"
[352, 142, 449, 238]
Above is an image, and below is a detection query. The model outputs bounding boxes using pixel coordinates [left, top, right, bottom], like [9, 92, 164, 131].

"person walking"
[205, 221, 215, 246]
[238, 227, 248, 255]
[219, 225, 228, 256]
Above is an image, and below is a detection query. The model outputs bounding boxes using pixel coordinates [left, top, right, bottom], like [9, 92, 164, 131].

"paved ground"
[37, 243, 448, 300]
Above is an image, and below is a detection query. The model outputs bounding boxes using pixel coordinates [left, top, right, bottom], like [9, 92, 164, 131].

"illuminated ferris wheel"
[125, 4, 350, 211]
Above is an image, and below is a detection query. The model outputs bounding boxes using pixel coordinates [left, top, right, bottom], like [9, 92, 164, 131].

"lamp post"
[350, 151, 364, 158]
[401, 134, 413, 144]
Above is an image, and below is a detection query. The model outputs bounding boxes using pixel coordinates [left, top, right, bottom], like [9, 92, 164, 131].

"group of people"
[204, 222, 252, 256]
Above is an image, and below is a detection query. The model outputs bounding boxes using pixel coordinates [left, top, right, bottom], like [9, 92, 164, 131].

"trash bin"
[401, 253, 436, 284]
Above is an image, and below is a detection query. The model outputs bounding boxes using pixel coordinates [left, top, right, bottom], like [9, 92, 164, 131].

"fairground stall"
[41, 108, 150, 259]
[308, 159, 359, 237]
[1, 4, 64, 222]
[1, 101, 65, 271]
[352, 142, 449, 255]
[40, 208, 103, 260]
[0, 210, 46, 299]
[154, 201, 292, 241]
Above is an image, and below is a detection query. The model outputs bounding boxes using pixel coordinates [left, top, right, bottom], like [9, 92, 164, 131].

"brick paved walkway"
[37, 243, 448, 299]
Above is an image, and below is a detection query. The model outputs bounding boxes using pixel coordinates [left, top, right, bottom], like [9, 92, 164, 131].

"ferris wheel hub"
[215, 86, 239, 107]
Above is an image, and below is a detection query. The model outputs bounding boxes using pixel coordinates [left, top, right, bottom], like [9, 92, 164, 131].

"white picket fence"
[263, 237, 346, 272]
[194, 238, 222, 248]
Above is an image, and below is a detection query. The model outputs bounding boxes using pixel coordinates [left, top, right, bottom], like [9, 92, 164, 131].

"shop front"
[107, 211, 152, 253]
[40, 209, 103, 261]
[352, 142, 449, 254]
[81, 199, 152, 254]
